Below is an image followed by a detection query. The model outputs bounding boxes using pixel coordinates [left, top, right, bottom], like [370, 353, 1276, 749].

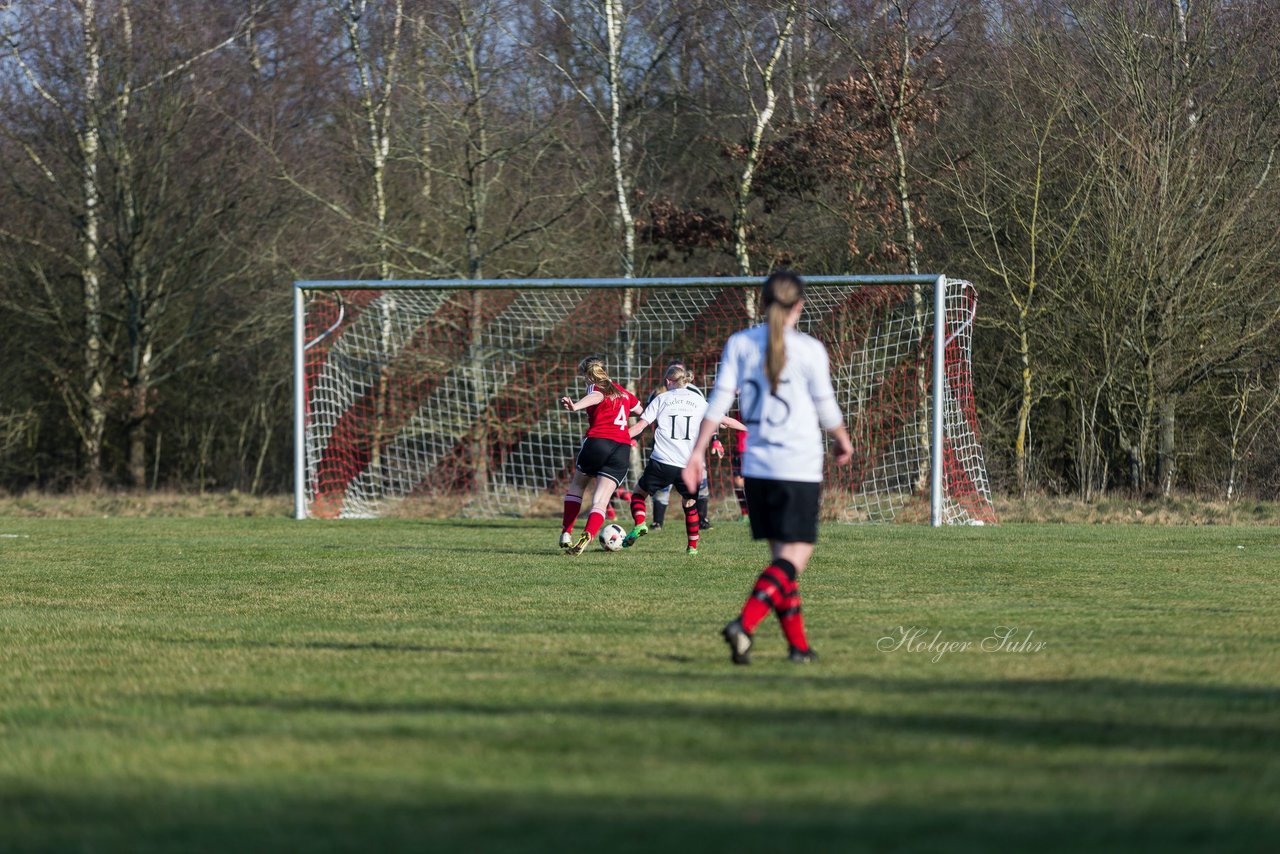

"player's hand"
[710, 438, 725, 459]
[559, 396, 574, 411]
[833, 432, 854, 466]
[682, 457, 705, 495]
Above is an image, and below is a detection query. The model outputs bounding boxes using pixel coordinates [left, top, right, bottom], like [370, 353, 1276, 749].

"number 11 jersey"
[640, 387, 708, 467]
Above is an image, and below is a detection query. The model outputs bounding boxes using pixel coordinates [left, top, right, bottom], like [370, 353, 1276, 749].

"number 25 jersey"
[705, 324, 845, 483]
[640, 387, 708, 467]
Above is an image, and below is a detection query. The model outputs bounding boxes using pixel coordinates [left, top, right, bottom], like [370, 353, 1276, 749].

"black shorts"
[576, 437, 631, 485]
[637, 459, 696, 500]
[744, 477, 821, 543]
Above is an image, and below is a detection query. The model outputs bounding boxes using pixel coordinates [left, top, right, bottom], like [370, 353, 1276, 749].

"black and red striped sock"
[734, 485, 749, 516]
[630, 493, 648, 526]
[583, 509, 607, 540]
[739, 559, 795, 634]
[776, 576, 810, 651]
[684, 503, 700, 550]
[561, 496, 582, 534]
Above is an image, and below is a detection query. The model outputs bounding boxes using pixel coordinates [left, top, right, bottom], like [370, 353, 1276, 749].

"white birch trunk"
[80, 0, 106, 489]
[732, 1, 797, 324]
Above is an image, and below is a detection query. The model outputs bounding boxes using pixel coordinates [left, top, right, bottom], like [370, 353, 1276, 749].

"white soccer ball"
[598, 523, 626, 551]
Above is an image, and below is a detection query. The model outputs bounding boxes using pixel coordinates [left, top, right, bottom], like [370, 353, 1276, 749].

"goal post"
[292, 275, 995, 527]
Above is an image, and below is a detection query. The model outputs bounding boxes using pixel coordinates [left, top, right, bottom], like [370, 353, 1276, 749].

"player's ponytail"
[579, 355, 617, 396]
[762, 270, 805, 394]
[664, 364, 693, 388]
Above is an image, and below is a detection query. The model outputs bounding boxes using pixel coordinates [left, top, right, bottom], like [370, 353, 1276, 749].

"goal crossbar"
[293, 274, 991, 527]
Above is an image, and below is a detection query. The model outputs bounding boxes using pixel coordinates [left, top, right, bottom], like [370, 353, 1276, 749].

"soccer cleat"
[559, 532, 572, 550]
[788, 646, 818, 664]
[686, 546, 698, 555]
[649, 522, 663, 531]
[621, 522, 649, 548]
[700, 519, 715, 530]
[565, 532, 591, 556]
[722, 619, 753, 665]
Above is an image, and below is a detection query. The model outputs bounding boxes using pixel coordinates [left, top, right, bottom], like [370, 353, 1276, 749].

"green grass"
[1, 517, 1277, 853]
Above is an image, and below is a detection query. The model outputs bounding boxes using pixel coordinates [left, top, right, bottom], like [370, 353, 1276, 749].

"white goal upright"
[293, 276, 995, 526]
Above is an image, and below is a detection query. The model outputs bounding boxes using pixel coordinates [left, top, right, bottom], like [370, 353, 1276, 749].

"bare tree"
[722, 0, 799, 290]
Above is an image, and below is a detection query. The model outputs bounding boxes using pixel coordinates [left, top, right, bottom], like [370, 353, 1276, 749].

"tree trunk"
[80, 0, 106, 490]
[1015, 326, 1033, 498]
[1156, 395, 1176, 497]
[732, 1, 796, 324]
[127, 340, 154, 489]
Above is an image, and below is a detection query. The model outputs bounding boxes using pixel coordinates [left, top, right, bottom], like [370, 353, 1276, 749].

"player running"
[683, 271, 854, 664]
[558, 355, 643, 556]
[625, 364, 744, 554]
[645, 360, 721, 531]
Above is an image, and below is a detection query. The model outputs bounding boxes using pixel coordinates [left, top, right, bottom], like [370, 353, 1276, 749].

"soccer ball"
[598, 523, 626, 551]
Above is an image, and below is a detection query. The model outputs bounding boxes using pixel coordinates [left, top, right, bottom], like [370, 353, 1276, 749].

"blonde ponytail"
[664, 364, 693, 387]
[762, 271, 805, 393]
[579, 355, 617, 396]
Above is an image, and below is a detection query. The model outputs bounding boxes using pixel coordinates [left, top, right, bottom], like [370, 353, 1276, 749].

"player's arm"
[627, 418, 651, 438]
[718, 415, 747, 432]
[808, 344, 854, 465]
[560, 390, 604, 412]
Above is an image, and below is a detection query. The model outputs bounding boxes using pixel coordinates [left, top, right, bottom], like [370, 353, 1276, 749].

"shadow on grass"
[631, 669, 1280, 706]
[176, 680, 1280, 755]
[2, 784, 1274, 854]
[157, 637, 501, 655]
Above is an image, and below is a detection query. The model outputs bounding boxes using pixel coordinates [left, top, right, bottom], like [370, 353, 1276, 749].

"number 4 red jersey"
[585, 384, 640, 443]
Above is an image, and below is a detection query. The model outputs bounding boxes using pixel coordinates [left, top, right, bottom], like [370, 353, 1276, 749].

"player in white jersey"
[644, 361, 722, 531]
[683, 270, 854, 664]
[624, 364, 744, 553]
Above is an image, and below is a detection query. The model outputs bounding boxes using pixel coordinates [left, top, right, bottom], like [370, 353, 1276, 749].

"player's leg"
[672, 474, 700, 554]
[650, 485, 670, 529]
[623, 487, 650, 547]
[561, 469, 592, 548]
[770, 540, 816, 661]
[623, 462, 660, 547]
[722, 478, 819, 664]
[733, 473, 749, 520]
[568, 474, 620, 555]
[682, 497, 701, 553]
[696, 477, 712, 529]
[568, 441, 630, 556]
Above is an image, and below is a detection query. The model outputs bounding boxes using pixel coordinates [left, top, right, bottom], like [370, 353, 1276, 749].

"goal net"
[293, 276, 995, 525]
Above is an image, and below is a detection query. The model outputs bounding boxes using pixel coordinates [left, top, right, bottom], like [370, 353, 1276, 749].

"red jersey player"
[558, 355, 642, 555]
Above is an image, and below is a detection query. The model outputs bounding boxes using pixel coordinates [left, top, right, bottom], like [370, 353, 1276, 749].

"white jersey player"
[683, 270, 854, 665]
[622, 365, 744, 553]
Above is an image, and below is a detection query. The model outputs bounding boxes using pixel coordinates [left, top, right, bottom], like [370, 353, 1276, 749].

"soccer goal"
[293, 275, 995, 526]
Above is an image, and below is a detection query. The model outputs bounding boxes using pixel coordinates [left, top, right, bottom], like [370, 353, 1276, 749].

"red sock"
[583, 509, 607, 539]
[777, 577, 810, 651]
[606, 504, 617, 520]
[561, 496, 582, 534]
[685, 503, 700, 549]
[739, 560, 793, 634]
[630, 493, 647, 526]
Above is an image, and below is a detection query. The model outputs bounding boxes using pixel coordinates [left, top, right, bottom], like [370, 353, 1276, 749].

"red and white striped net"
[301, 281, 994, 524]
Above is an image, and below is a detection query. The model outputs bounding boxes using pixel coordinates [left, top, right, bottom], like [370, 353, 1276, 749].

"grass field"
[1, 516, 1278, 852]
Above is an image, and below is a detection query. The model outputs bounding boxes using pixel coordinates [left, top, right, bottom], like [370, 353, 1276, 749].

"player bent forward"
[559, 356, 643, 556]
[683, 271, 854, 664]
[626, 364, 744, 554]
